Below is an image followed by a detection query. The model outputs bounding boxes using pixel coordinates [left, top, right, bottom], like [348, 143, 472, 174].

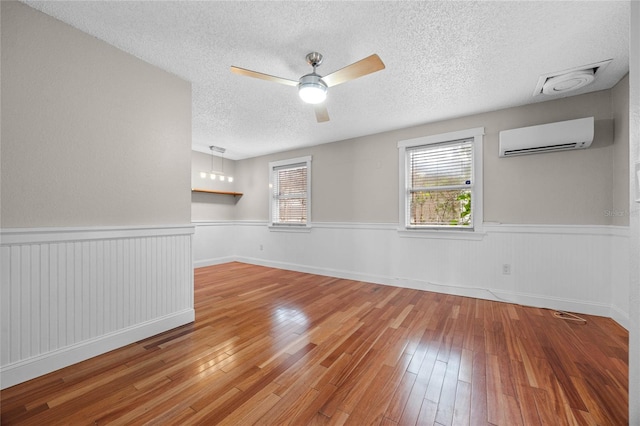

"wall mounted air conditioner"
[499, 116, 594, 157]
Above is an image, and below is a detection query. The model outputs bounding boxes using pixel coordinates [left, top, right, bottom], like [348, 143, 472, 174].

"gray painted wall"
[1, 1, 192, 228]
[191, 150, 238, 221]
[233, 88, 624, 226]
[612, 75, 630, 226]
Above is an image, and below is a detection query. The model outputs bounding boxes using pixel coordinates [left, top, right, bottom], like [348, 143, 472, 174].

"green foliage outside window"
[411, 190, 471, 226]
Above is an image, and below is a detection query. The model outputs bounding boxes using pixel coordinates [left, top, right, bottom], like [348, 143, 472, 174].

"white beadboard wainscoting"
[193, 221, 630, 329]
[192, 221, 239, 268]
[0, 225, 195, 389]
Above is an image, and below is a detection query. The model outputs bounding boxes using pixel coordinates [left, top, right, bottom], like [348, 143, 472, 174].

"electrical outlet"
[259, 244, 263, 251]
[502, 264, 511, 275]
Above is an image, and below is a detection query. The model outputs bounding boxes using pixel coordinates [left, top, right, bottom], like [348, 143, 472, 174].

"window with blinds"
[406, 138, 474, 227]
[269, 157, 311, 226]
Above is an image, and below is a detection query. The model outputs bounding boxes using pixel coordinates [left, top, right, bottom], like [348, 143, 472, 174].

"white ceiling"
[23, 1, 630, 160]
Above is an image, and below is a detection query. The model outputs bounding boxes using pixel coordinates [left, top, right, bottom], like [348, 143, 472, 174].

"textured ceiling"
[23, 1, 630, 160]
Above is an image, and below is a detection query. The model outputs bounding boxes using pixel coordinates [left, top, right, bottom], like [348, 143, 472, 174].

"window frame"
[268, 156, 312, 229]
[398, 127, 484, 235]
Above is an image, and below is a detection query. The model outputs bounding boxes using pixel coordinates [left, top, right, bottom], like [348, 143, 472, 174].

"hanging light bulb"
[208, 145, 234, 183]
[298, 74, 327, 104]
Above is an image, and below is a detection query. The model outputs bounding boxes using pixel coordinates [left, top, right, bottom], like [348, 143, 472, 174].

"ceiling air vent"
[533, 59, 612, 97]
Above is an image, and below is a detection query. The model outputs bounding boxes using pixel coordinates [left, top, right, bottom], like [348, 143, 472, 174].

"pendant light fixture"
[202, 145, 233, 183]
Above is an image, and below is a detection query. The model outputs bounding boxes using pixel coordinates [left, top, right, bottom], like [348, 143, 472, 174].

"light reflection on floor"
[268, 305, 311, 355]
[271, 306, 309, 328]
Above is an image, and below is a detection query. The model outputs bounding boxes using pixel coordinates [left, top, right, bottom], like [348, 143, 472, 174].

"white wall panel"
[193, 222, 629, 329]
[611, 233, 630, 326]
[0, 225, 195, 389]
[192, 221, 242, 268]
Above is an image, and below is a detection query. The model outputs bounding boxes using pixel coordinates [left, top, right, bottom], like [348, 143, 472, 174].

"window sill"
[398, 227, 485, 240]
[268, 224, 312, 233]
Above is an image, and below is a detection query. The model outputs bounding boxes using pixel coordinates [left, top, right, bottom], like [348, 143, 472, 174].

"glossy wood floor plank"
[1, 262, 629, 425]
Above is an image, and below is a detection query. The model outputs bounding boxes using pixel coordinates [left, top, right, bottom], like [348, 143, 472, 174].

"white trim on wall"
[268, 156, 312, 228]
[398, 127, 485, 232]
[483, 223, 629, 236]
[0, 309, 194, 390]
[0, 225, 195, 389]
[1, 224, 195, 244]
[193, 221, 630, 329]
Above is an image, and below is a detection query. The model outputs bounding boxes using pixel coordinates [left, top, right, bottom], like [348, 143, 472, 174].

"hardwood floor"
[1, 262, 629, 425]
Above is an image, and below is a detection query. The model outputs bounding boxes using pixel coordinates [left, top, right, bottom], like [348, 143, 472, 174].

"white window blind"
[406, 138, 474, 227]
[269, 157, 311, 226]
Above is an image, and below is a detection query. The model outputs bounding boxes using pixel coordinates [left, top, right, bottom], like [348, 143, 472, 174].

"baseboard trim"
[610, 304, 631, 330]
[236, 256, 389, 287]
[193, 256, 238, 268]
[485, 289, 612, 318]
[233, 256, 617, 321]
[0, 308, 195, 390]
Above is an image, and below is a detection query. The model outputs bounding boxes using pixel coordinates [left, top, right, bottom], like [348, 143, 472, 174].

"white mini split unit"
[499, 117, 594, 157]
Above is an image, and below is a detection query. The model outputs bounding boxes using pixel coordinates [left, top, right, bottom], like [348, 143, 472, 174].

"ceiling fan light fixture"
[298, 74, 327, 104]
[232, 52, 384, 121]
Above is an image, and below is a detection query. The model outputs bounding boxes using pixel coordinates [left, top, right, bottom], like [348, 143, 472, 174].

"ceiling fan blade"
[314, 104, 330, 123]
[322, 54, 385, 88]
[230, 66, 299, 87]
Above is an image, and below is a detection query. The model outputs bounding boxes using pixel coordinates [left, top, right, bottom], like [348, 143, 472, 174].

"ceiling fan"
[230, 52, 385, 123]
